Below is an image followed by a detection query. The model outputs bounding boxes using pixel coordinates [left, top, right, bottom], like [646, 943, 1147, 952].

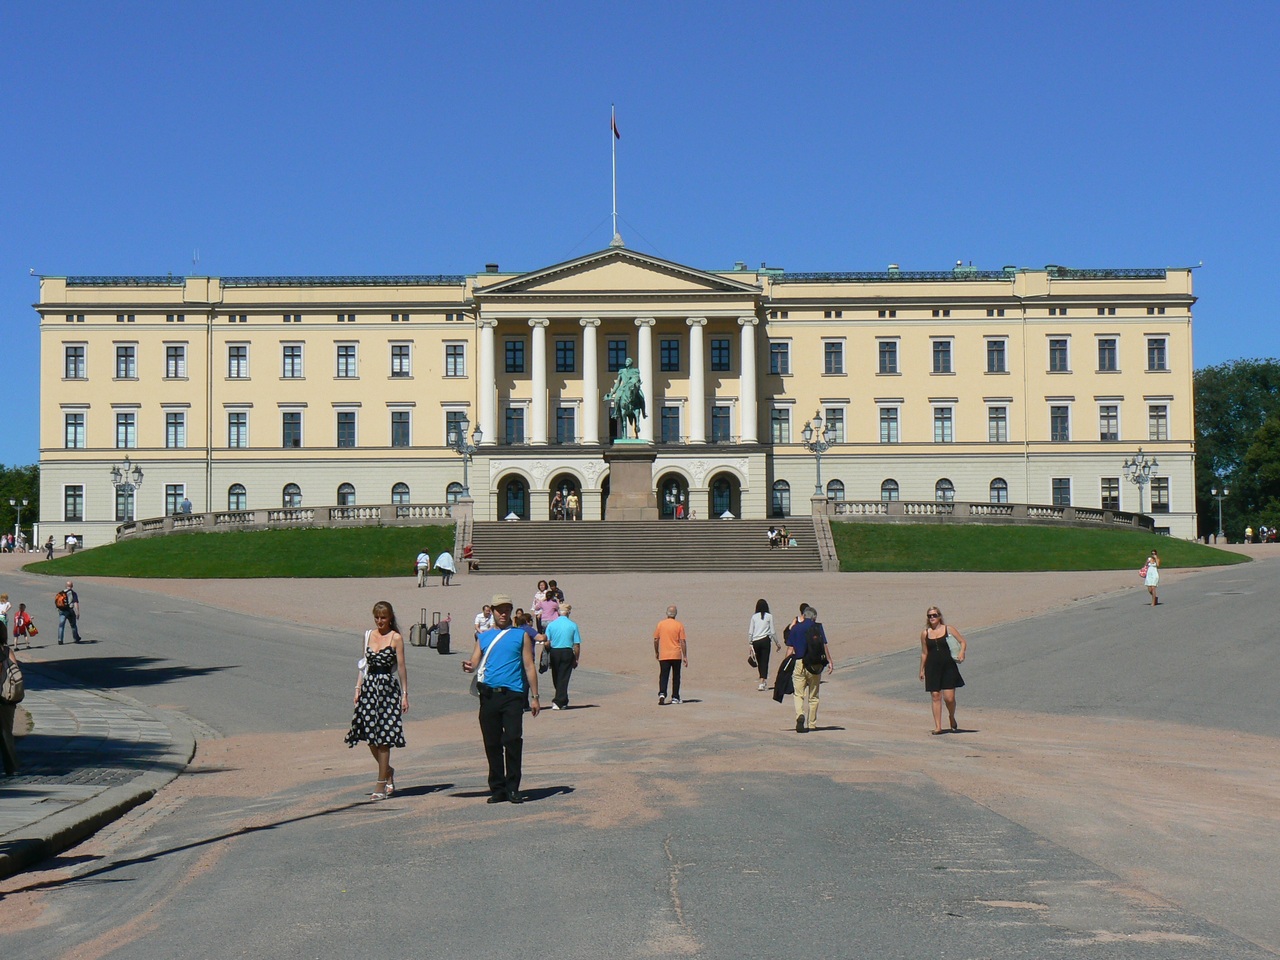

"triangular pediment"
[473, 248, 761, 299]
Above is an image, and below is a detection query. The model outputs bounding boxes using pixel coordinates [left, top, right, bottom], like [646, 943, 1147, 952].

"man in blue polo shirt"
[543, 602, 582, 710]
[463, 593, 541, 803]
[785, 605, 833, 733]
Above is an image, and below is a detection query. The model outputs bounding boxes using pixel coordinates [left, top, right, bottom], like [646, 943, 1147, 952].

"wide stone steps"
[469, 520, 823, 574]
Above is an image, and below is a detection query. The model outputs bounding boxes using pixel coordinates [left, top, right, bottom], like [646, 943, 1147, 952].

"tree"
[0, 463, 39, 541]
[1194, 359, 1280, 538]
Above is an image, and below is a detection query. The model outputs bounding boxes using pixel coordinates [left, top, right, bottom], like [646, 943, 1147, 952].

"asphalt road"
[1, 561, 1276, 959]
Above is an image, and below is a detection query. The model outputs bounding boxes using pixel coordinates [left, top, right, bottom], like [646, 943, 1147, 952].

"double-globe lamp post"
[1122, 448, 1159, 516]
[9, 497, 27, 541]
[1211, 485, 1229, 540]
[800, 411, 835, 498]
[450, 416, 483, 498]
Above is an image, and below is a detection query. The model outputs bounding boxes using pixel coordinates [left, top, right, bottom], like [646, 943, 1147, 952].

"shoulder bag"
[945, 630, 962, 661]
[470, 629, 512, 697]
[2, 659, 25, 704]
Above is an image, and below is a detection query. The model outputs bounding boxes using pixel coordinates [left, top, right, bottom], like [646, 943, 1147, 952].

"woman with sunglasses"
[919, 606, 966, 735]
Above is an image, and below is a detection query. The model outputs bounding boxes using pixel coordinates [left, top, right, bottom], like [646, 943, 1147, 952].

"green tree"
[0, 463, 39, 542]
[1194, 359, 1280, 538]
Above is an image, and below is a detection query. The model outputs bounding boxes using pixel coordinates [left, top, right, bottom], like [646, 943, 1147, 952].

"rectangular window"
[116, 412, 136, 449]
[283, 313, 301, 323]
[336, 411, 356, 448]
[770, 342, 790, 375]
[65, 345, 86, 379]
[65, 314, 84, 323]
[1148, 404, 1169, 441]
[445, 410, 467, 447]
[117, 313, 136, 323]
[933, 407, 953, 443]
[228, 411, 248, 448]
[391, 410, 410, 448]
[1052, 478, 1072, 506]
[228, 345, 249, 378]
[391, 313, 411, 323]
[165, 411, 186, 449]
[1051, 405, 1070, 441]
[166, 314, 185, 323]
[228, 314, 247, 323]
[1150, 477, 1170, 513]
[391, 344, 411, 378]
[116, 345, 136, 379]
[336, 344, 357, 378]
[770, 408, 791, 444]
[282, 344, 303, 378]
[337, 313, 356, 323]
[823, 408, 845, 443]
[282, 411, 302, 448]
[1101, 477, 1120, 510]
[878, 341, 898, 374]
[555, 340, 576, 373]
[607, 340, 627, 372]
[445, 343, 466, 377]
[165, 484, 184, 515]
[504, 407, 525, 444]
[661, 405, 681, 443]
[1099, 404, 1119, 441]
[1049, 338, 1069, 372]
[505, 339, 525, 373]
[64, 412, 85, 449]
[879, 407, 899, 444]
[823, 341, 844, 375]
[555, 407, 576, 444]
[64, 485, 84, 522]
[986, 339, 1006, 373]
[988, 406, 1008, 443]
[660, 339, 680, 372]
[710, 406, 731, 443]
[710, 338, 731, 371]
[1098, 338, 1118, 372]
[166, 344, 187, 378]
[1147, 337, 1168, 371]
[932, 340, 953, 374]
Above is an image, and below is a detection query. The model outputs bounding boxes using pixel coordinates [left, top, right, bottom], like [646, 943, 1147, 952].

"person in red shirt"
[653, 605, 688, 705]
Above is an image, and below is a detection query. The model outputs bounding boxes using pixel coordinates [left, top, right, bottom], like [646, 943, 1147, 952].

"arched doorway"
[499, 475, 529, 520]
[657, 472, 689, 519]
[549, 472, 582, 520]
[709, 471, 740, 518]
[771, 480, 791, 518]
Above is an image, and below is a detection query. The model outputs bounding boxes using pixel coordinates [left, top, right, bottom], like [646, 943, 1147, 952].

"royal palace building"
[37, 247, 1198, 547]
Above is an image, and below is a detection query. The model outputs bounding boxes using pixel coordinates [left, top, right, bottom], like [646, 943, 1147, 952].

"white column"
[529, 318, 549, 445]
[738, 316, 759, 443]
[636, 317, 656, 443]
[478, 318, 497, 443]
[687, 318, 707, 443]
[580, 318, 600, 444]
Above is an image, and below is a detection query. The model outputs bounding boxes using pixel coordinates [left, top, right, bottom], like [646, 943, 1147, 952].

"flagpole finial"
[610, 231, 625, 248]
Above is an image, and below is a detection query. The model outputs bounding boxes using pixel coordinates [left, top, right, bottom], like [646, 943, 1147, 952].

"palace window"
[65, 485, 84, 522]
[933, 407, 953, 443]
[823, 341, 844, 375]
[932, 340, 953, 374]
[116, 412, 137, 449]
[282, 344, 303, 378]
[336, 411, 356, 448]
[116, 344, 136, 379]
[228, 412, 248, 448]
[444, 343, 466, 377]
[988, 406, 1008, 443]
[391, 344, 411, 377]
[1052, 478, 1071, 506]
[607, 340, 627, 372]
[987, 339, 1006, 373]
[1150, 478, 1170, 513]
[770, 407, 791, 444]
[391, 411, 410, 448]
[661, 339, 681, 372]
[1149, 404, 1169, 441]
[64, 412, 85, 449]
[878, 340, 898, 374]
[166, 344, 187, 379]
[990, 478, 1009, 503]
[282, 411, 302, 448]
[1099, 404, 1119, 441]
[65, 345, 86, 379]
[1097, 338, 1118, 372]
[935, 479, 956, 502]
[165, 411, 186, 449]
[228, 344, 249, 378]
[710, 338, 731, 371]
[283, 483, 302, 507]
[1049, 338, 1069, 372]
[661, 406, 681, 443]
[555, 407, 576, 444]
[881, 479, 900, 501]
[337, 344, 357, 378]
[505, 340, 525, 374]
[1101, 477, 1120, 511]
[880, 407, 899, 444]
[823, 408, 845, 443]
[228, 484, 247, 511]
[1051, 405, 1070, 442]
[710, 406, 732, 443]
[770, 341, 790, 375]
[1148, 337, 1168, 371]
[556, 340, 576, 373]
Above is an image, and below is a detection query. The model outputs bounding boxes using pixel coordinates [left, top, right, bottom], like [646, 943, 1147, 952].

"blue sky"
[2, 1, 1276, 467]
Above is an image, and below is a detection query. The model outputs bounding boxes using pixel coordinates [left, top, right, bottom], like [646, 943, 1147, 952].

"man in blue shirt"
[785, 605, 833, 733]
[463, 593, 541, 803]
[543, 602, 582, 710]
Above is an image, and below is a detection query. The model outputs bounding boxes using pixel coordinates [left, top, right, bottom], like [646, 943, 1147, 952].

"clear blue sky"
[2, 1, 1276, 467]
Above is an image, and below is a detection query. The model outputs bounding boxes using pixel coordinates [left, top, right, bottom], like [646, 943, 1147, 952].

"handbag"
[2, 660, 25, 704]
[747, 651, 757, 668]
[470, 629, 510, 697]
[945, 631, 962, 662]
[1139, 563, 1149, 578]
[538, 643, 550, 674]
[27, 624, 37, 637]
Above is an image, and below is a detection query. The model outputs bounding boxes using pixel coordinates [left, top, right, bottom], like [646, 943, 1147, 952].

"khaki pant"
[792, 660, 822, 727]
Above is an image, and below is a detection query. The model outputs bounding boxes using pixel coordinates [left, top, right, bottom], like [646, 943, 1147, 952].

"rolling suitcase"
[409, 608, 430, 647]
[433, 611, 450, 655]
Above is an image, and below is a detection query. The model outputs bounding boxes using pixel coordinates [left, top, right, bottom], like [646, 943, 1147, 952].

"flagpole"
[611, 105, 623, 247]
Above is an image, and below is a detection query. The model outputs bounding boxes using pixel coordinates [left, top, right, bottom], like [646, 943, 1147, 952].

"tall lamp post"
[1122, 448, 1159, 516]
[800, 411, 835, 497]
[449, 416, 483, 498]
[9, 497, 27, 541]
[1208, 488, 1228, 542]
[109, 455, 145, 520]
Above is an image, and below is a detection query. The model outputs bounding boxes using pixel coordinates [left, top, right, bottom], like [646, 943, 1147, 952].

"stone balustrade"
[116, 503, 455, 541]
[823, 499, 1155, 531]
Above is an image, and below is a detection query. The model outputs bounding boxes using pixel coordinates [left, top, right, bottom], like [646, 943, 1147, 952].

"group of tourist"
[765, 526, 796, 549]
[0, 533, 27, 553]
[549, 490, 581, 521]
[412, 549, 457, 587]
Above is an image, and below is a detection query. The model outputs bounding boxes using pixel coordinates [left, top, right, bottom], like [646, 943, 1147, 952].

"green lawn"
[829, 522, 1248, 572]
[25, 525, 458, 578]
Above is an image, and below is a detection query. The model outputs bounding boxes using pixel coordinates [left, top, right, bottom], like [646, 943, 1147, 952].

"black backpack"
[801, 622, 828, 673]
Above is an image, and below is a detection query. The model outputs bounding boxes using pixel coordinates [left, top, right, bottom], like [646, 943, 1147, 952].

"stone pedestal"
[604, 444, 658, 520]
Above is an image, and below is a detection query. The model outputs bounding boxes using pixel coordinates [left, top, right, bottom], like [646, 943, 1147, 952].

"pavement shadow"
[0, 732, 181, 781]
[25, 657, 231, 692]
[389, 783, 454, 798]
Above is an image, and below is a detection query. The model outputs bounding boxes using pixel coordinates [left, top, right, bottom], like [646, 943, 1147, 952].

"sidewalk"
[0, 660, 195, 879]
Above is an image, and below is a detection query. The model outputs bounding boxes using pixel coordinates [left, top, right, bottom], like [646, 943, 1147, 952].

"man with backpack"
[56, 581, 83, 644]
[785, 605, 833, 733]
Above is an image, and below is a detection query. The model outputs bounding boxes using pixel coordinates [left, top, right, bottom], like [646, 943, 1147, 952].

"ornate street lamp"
[109, 455, 144, 521]
[1208, 488, 1228, 542]
[800, 411, 835, 497]
[1122, 448, 1158, 515]
[450, 416, 483, 498]
[8, 497, 28, 540]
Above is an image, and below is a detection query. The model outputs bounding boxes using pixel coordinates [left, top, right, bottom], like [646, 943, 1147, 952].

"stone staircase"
[469, 519, 824, 575]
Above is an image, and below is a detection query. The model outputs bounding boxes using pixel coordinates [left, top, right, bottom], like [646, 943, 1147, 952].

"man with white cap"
[463, 593, 541, 803]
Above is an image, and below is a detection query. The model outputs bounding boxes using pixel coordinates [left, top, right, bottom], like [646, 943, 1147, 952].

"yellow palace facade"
[37, 248, 1198, 546]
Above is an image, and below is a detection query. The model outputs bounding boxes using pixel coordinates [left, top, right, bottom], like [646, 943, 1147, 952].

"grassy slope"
[829, 523, 1248, 572]
[25, 526, 459, 578]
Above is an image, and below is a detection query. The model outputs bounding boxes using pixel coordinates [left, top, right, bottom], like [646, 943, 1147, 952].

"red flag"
[612, 110, 620, 140]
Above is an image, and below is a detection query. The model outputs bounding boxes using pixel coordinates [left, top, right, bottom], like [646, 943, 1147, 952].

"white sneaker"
[550, 703, 561, 710]
[670, 697, 682, 705]
[658, 694, 666, 705]
[758, 681, 767, 691]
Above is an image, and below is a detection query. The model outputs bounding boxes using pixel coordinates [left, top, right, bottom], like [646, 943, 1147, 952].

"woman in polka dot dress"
[345, 601, 408, 800]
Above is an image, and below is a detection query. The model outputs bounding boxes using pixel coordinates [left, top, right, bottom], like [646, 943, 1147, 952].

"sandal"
[386, 768, 395, 796]
[370, 779, 388, 801]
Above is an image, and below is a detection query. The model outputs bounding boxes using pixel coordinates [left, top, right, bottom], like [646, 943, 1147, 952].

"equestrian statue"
[605, 357, 647, 440]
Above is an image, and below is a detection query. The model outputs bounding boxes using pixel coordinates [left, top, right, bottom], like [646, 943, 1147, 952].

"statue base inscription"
[604, 446, 659, 520]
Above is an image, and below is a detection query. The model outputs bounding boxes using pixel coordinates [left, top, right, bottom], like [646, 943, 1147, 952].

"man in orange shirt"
[653, 605, 688, 705]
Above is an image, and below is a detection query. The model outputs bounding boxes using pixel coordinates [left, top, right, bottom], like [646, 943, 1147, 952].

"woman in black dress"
[918, 605, 966, 735]
[345, 601, 408, 799]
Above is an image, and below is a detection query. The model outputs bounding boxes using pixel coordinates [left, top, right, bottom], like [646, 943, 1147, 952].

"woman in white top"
[747, 598, 780, 691]
[1144, 548, 1160, 606]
